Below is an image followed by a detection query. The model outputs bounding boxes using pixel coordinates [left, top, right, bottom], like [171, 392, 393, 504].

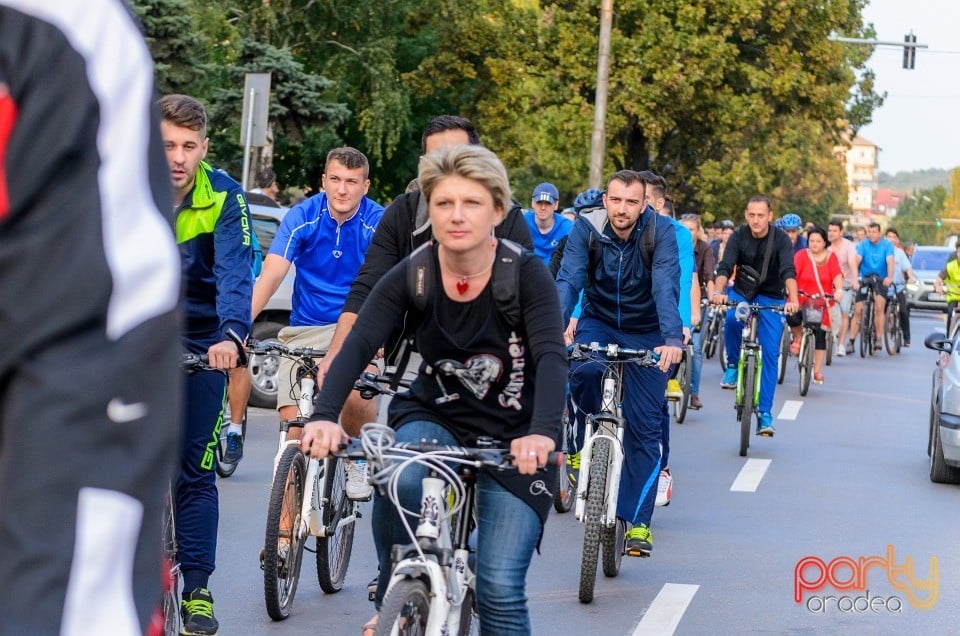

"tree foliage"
[891, 186, 947, 246]
[134, 0, 884, 211]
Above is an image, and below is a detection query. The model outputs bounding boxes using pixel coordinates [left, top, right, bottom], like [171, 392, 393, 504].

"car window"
[912, 249, 951, 272]
[252, 216, 279, 252]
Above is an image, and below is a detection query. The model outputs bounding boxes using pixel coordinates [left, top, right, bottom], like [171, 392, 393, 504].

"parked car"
[924, 331, 960, 484]
[909, 245, 953, 311]
[248, 193, 294, 408]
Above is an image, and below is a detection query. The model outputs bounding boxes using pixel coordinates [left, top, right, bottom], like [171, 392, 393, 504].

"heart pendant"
[456, 280, 469, 295]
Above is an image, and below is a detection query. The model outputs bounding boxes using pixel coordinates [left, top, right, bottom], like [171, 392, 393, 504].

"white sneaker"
[836, 344, 846, 357]
[655, 469, 672, 507]
[344, 459, 373, 501]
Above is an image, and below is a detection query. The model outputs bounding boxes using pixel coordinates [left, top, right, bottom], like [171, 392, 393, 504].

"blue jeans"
[569, 318, 665, 528]
[690, 321, 704, 395]
[722, 290, 785, 414]
[371, 420, 541, 635]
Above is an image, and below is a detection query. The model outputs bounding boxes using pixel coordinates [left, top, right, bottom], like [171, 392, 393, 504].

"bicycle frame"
[574, 367, 625, 526]
[735, 311, 763, 409]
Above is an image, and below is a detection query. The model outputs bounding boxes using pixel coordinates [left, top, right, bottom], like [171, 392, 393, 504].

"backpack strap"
[492, 239, 524, 329]
[408, 239, 435, 315]
[640, 209, 657, 271]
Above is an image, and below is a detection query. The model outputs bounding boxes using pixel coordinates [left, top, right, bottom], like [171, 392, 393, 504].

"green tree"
[893, 186, 947, 245]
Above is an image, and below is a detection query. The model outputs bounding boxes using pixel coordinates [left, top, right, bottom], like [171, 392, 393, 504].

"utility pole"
[829, 33, 927, 69]
[588, 0, 613, 189]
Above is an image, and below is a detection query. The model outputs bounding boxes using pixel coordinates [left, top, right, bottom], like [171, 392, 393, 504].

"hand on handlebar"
[509, 434, 556, 476]
[711, 292, 728, 306]
[207, 340, 240, 370]
[783, 299, 800, 315]
[653, 345, 683, 371]
[301, 420, 347, 459]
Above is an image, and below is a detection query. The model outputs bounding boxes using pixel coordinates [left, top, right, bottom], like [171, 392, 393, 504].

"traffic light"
[903, 32, 917, 70]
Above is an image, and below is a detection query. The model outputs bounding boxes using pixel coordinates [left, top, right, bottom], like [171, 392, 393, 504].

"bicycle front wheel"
[777, 328, 789, 385]
[884, 305, 899, 355]
[673, 347, 692, 424]
[316, 456, 355, 593]
[798, 333, 812, 397]
[161, 492, 180, 636]
[579, 438, 610, 603]
[376, 578, 431, 635]
[739, 357, 756, 457]
[263, 445, 307, 621]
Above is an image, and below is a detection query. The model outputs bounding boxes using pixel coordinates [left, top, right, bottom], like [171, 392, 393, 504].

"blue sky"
[858, 0, 960, 175]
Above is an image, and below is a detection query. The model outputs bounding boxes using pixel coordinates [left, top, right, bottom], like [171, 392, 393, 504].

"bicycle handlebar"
[180, 327, 247, 371]
[354, 371, 412, 399]
[568, 342, 661, 364]
[246, 338, 327, 360]
[333, 435, 563, 471]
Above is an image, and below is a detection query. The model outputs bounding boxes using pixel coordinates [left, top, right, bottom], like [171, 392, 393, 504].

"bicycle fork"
[575, 375, 625, 526]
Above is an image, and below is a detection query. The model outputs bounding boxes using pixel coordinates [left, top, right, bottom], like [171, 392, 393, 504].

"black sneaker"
[181, 587, 218, 635]
[845, 341, 854, 354]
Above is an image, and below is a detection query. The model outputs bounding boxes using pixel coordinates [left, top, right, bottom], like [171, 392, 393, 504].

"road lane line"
[632, 583, 699, 636]
[776, 400, 803, 421]
[730, 458, 772, 492]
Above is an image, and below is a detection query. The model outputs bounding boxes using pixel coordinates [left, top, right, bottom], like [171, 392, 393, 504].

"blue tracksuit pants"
[569, 317, 666, 528]
[722, 290, 785, 414]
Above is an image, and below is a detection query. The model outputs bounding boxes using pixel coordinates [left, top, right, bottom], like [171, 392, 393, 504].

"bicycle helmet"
[779, 213, 802, 230]
[573, 188, 604, 213]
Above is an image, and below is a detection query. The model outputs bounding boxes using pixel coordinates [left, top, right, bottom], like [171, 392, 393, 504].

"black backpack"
[582, 208, 658, 273]
[390, 239, 524, 389]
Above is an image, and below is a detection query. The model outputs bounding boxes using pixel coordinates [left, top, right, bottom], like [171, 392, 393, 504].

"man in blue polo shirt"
[848, 221, 894, 352]
[252, 146, 384, 499]
[523, 182, 573, 265]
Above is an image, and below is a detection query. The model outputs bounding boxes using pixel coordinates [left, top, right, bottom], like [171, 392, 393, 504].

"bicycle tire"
[553, 407, 576, 513]
[777, 328, 789, 385]
[739, 356, 756, 457]
[884, 304, 898, 355]
[673, 347, 692, 424]
[316, 456, 355, 593]
[718, 329, 728, 372]
[798, 332, 812, 397]
[376, 578, 431, 635]
[263, 445, 307, 621]
[456, 588, 480, 636]
[578, 438, 610, 603]
[859, 307, 869, 358]
[215, 408, 247, 478]
[825, 331, 833, 367]
[703, 312, 718, 359]
[601, 517, 626, 578]
[161, 493, 180, 636]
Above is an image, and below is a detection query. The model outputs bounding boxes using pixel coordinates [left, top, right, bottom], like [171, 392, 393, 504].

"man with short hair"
[323, 115, 533, 375]
[252, 147, 384, 499]
[885, 227, 916, 346]
[827, 221, 859, 356]
[557, 170, 683, 556]
[524, 181, 572, 265]
[638, 171, 695, 508]
[160, 93, 252, 635]
[711, 219, 735, 263]
[713, 197, 798, 437]
[251, 167, 280, 202]
[849, 222, 894, 351]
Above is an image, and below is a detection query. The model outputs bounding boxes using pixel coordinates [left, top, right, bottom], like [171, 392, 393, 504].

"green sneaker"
[625, 524, 652, 557]
[566, 451, 581, 485]
[181, 587, 219, 635]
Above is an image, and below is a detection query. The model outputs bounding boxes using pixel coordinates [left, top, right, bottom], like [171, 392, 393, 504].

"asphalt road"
[210, 310, 958, 635]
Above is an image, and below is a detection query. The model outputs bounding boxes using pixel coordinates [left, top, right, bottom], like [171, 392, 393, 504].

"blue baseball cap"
[532, 182, 559, 204]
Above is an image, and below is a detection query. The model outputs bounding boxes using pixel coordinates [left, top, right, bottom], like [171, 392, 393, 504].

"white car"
[248, 194, 294, 407]
[925, 330, 960, 484]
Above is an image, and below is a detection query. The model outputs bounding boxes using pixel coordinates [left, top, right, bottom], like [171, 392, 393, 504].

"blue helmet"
[573, 188, 604, 213]
[778, 213, 802, 230]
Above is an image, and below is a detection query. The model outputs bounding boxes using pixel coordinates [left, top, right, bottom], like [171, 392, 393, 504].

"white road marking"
[776, 400, 803, 421]
[632, 583, 700, 636]
[730, 458, 772, 492]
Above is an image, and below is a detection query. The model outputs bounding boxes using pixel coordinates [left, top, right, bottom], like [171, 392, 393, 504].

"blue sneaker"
[223, 432, 244, 463]
[757, 412, 776, 437]
[721, 365, 738, 389]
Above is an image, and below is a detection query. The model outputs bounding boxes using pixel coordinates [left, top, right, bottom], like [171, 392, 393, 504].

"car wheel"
[248, 320, 285, 409]
[930, 411, 960, 484]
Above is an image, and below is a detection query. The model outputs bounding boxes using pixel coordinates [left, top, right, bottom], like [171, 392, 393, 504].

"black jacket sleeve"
[342, 194, 410, 315]
[498, 202, 533, 250]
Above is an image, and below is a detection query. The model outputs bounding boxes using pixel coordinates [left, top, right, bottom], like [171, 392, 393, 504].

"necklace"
[440, 247, 495, 295]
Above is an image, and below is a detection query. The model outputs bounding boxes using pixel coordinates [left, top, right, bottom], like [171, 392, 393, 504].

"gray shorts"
[277, 324, 336, 412]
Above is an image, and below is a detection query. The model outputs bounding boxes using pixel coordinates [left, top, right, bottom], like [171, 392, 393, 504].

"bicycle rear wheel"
[161, 491, 180, 636]
[376, 578, 431, 635]
[884, 305, 899, 355]
[316, 456, 355, 593]
[859, 308, 870, 358]
[553, 406, 576, 513]
[578, 438, 610, 603]
[739, 357, 756, 457]
[601, 517, 626, 578]
[215, 408, 246, 478]
[673, 348, 692, 424]
[703, 312, 718, 359]
[825, 331, 834, 366]
[263, 445, 307, 621]
[718, 329, 728, 371]
[798, 333, 813, 397]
